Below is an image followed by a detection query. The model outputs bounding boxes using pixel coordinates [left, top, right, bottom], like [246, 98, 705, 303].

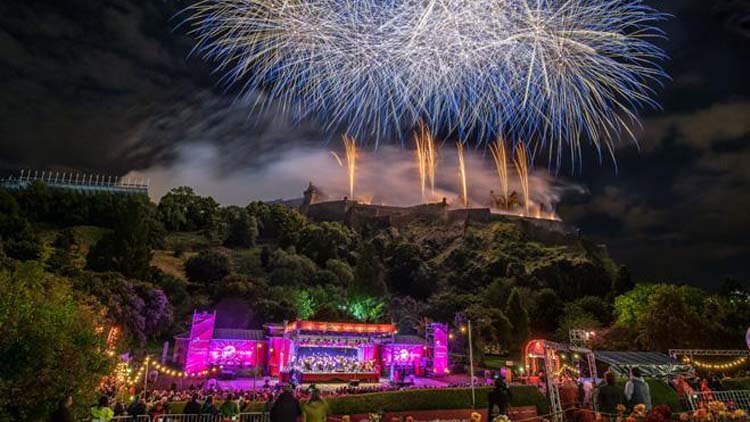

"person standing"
[184, 393, 202, 414]
[301, 389, 329, 422]
[220, 393, 240, 420]
[270, 384, 302, 422]
[597, 371, 626, 415]
[49, 396, 74, 422]
[127, 395, 147, 416]
[90, 396, 114, 422]
[625, 368, 652, 411]
[487, 378, 512, 420]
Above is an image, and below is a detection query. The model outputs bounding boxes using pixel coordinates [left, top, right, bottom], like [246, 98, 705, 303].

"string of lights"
[122, 356, 221, 386]
[682, 356, 747, 370]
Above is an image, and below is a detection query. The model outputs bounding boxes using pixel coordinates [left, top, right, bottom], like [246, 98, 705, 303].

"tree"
[614, 284, 659, 327]
[46, 228, 80, 275]
[529, 288, 563, 335]
[185, 250, 230, 286]
[248, 202, 307, 246]
[352, 242, 387, 297]
[298, 222, 354, 265]
[222, 206, 259, 248]
[86, 197, 162, 279]
[74, 271, 174, 345]
[505, 287, 530, 351]
[268, 248, 317, 286]
[0, 262, 113, 420]
[385, 242, 432, 299]
[0, 189, 42, 261]
[325, 259, 355, 288]
[635, 285, 703, 351]
[158, 186, 219, 231]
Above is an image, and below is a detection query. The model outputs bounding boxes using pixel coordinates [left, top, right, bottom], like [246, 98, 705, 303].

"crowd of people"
[288, 354, 376, 373]
[49, 384, 332, 422]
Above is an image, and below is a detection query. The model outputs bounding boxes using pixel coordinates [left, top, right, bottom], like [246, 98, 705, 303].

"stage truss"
[525, 340, 598, 422]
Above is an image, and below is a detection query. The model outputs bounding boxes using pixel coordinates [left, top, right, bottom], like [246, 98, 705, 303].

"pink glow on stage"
[382, 345, 424, 366]
[208, 340, 259, 367]
[432, 323, 449, 375]
[185, 311, 216, 373]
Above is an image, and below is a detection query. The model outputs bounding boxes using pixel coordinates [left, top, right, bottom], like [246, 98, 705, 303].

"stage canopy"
[595, 351, 693, 379]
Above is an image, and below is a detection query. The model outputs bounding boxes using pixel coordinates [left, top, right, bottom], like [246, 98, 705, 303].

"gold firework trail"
[456, 142, 468, 208]
[513, 143, 530, 216]
[342, 135, 357, 199]
[413, 123, 438, 200]
[489, 137, 509, 207]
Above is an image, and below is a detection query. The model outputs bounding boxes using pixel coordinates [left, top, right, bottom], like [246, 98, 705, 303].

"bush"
[720, 377, 750, 391]
[326, 386, 547, 415]
[647, 379, 683, 412]
[166, 386, 547, 415]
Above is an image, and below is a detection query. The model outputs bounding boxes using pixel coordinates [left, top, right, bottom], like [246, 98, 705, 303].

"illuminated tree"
[0, 262, 113, 420]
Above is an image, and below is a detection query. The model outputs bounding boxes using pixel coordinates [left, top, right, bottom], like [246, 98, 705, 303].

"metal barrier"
[685, 390, 750, 411]
[100, 413, 268, 422]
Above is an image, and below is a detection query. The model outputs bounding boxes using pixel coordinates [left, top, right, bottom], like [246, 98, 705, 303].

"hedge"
[720, 377, 750, 391]
[165, 386, 547, 415]
[646, 379, 682, 412]
[324, 386, 548, 415]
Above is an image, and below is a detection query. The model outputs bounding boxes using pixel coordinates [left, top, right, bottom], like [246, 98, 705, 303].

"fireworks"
[513, 144, 531, 216]
[489, 139, 509, 208]
[414, 123, 438, 200]
[343, 135, 357, 200]
[456, 142, 469, 208]
[187, 0, 667, 165]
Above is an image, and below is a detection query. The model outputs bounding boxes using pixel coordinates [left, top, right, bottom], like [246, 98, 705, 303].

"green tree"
[0, 262, 113, 420]
[529, 288, 563, 335]
[635, 285, 703, 351]
[268, 248, 317, 286]
[614, 284, 659, 327]
[158, 186, 219, 231]
[86, 197, 162, 279]
[325, 259, 355, 288]
[222, 206, 259, 248]
[0, 189, 42, 261]
[185, 250, 231, 286]
[385, 242, 432, 299]
[505, 287, 530, 351]
[298, 222, 354, 265]
[352, 242, 387, 297]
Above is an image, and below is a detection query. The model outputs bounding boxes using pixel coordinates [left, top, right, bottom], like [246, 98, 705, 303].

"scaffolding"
[524, 339, 598, 422]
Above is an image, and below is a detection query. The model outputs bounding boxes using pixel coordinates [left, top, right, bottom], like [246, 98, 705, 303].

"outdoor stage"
[175, 313, 450, 384]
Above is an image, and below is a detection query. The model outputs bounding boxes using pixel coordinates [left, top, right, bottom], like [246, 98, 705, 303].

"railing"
[685, 390, 750, 411]
[100, 413, 268, 422]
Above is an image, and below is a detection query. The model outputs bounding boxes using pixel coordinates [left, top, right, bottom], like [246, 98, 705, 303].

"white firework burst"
[186, 0, 668, 166]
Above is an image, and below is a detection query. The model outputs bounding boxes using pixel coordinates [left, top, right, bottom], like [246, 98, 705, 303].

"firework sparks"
[513, 143, 530, 216]
[187, 0, 667, 166]
[456, 142, 468, 208]
[489, 138, 509, 208]
[414, 123, 438, 200]
[343, 135, 357, 199]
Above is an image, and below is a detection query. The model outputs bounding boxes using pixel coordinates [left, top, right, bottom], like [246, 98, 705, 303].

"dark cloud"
[0, 0, 749, 286]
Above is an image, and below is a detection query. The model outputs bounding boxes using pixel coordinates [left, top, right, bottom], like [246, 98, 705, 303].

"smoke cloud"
[133, 142, 584, 217]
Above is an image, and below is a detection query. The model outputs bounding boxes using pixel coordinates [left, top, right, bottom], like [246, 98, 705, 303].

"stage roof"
[285, 320, 397, 335]
[595, 351, 692, 378]
[213, 329, 265, 341]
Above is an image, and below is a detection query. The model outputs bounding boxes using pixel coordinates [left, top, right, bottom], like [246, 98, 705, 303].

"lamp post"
[469, 320, 476, 408]
[143, 357, 150, 393]
[462, 320, 476, 408]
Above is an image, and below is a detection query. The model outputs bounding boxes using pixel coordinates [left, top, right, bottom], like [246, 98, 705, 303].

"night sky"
[1, 0, 748, 287]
